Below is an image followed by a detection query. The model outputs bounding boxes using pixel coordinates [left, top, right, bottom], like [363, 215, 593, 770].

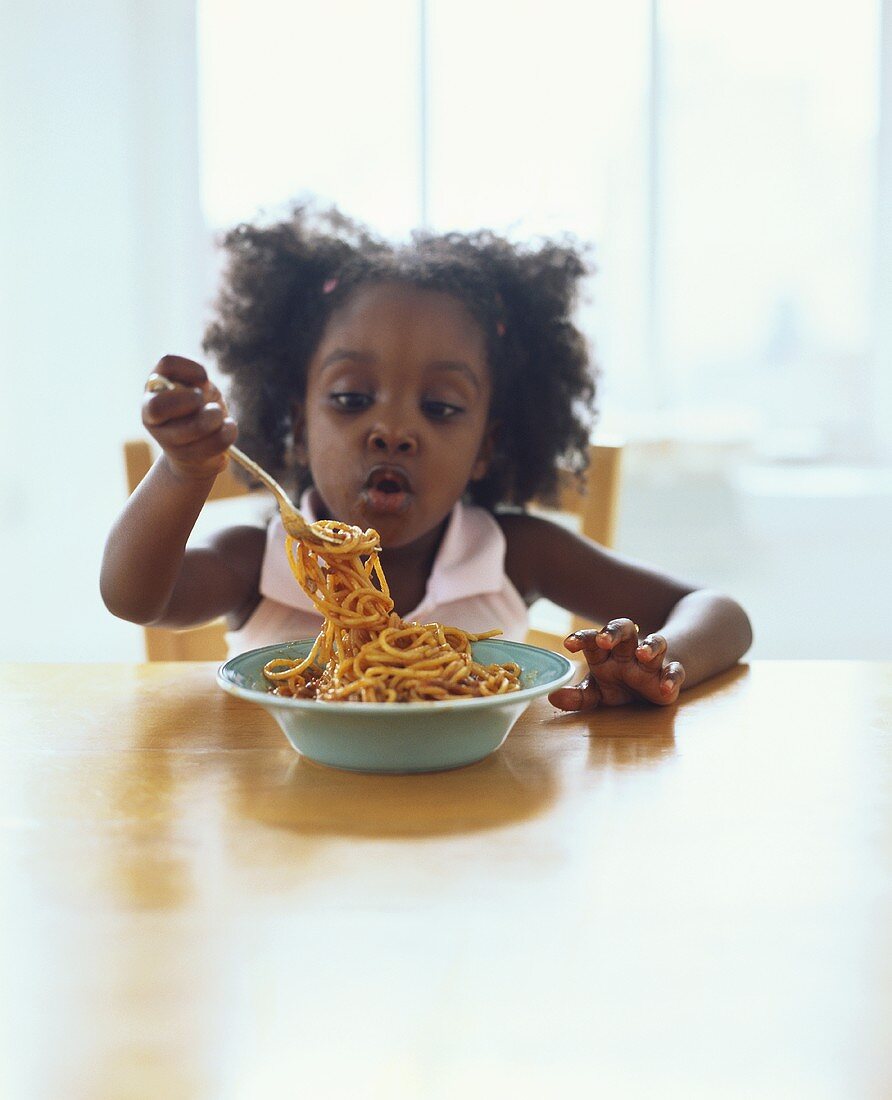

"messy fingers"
[635, 632, 667, 668]
[596, 618, 640, 662]
[658, 660, 686, 701]
[563, 628, 609, 665]
[548, 676, 603, 712]
[563, 619, 641, 670]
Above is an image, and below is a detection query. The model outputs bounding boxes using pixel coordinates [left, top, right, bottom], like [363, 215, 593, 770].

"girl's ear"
[470, 421, 499, 482]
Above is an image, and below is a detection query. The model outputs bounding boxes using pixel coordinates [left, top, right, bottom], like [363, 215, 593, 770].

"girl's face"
[299, 282, 494, 550]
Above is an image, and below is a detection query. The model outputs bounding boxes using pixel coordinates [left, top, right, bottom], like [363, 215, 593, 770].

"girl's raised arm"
[100, 356, 264, 631]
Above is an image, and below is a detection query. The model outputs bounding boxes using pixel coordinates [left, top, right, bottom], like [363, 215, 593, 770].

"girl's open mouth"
[361, 466, 413, 515]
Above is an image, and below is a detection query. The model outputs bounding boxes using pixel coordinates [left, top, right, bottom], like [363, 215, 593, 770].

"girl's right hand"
[142, 355, 238, 481]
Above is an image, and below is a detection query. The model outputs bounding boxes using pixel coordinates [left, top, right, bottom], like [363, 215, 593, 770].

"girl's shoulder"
[495, 506, 578, 546]
[495, 509, 581, 600]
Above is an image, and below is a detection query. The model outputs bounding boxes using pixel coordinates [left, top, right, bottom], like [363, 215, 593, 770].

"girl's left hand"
[548, 618, 685, 711]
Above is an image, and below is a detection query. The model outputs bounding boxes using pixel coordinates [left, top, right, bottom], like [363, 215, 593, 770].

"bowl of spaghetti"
[217, 637, 574, 774]
[217, 513, 573, 771]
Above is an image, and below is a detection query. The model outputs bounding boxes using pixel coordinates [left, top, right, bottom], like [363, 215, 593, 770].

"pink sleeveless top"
[226, 493, 529, 656]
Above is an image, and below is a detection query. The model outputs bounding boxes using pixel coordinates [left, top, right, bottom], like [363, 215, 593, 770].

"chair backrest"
[550, 442, 622, 548]
[123, 438, 622, 660]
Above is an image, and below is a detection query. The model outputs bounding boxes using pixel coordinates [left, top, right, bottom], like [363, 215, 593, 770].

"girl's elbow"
[736, 606, 754, 658]
[99, 574, 162, 626]
[100, 591, 152, 627]
[719, 592, 753, 658]
[685, 588, 753, 660]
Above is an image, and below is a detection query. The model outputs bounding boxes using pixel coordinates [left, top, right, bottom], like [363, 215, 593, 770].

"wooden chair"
[124, 438, 623, 660]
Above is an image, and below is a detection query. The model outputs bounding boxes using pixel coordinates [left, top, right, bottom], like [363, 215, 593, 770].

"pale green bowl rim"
[217, 638, 574, 714]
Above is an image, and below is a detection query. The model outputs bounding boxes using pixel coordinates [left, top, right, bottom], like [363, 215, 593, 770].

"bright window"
[655, 0, 878, 459]
[198, 0, 880, 457]
[198, 0, 422, 238]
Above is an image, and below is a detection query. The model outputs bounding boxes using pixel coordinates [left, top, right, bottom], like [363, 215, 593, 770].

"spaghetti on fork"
[262, 521, 521, 703]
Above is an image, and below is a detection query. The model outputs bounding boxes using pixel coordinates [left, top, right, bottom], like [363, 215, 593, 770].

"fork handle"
[225, 446, 306, 524]
[225, 448, 315, 537]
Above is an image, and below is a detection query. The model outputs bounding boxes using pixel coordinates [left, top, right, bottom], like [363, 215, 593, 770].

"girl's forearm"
[660, 589, 753, 689]
[100, 456, 215, 624]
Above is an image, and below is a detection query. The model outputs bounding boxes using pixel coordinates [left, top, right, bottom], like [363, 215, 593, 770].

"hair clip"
[322, 278, 338, 295]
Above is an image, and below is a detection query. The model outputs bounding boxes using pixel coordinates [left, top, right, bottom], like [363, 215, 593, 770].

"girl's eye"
[422, 400, 464, 421]
[330, 392, 373, 411]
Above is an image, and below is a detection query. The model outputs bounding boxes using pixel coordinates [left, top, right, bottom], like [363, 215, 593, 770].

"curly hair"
[203, 201, 598, 509]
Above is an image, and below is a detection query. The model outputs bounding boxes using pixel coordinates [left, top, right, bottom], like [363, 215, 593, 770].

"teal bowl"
[217, 638, 574, 774]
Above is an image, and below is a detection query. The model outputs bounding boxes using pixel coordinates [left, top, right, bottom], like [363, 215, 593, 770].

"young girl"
[101, 204, 752, 711]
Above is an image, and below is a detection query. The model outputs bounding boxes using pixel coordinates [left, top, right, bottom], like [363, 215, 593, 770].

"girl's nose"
[367, 426, 418, 456]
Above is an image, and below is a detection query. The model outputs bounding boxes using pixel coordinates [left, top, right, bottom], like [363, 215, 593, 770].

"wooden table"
[2, 661, 890, 1099]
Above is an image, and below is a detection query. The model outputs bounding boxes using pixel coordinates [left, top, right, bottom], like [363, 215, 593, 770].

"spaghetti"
[262, 521, 521, 702]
